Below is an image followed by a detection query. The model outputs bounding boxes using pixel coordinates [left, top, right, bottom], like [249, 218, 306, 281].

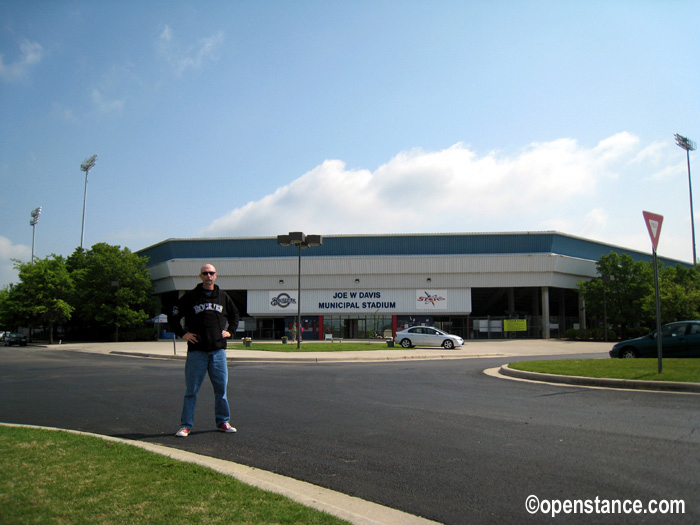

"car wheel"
[400, 339, 412, 348]
[442, 340, 454, 349]
[620, 348, 637, 358]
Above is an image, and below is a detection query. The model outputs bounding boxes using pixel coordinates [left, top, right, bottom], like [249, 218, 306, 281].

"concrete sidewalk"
[48, 338, 613, 362]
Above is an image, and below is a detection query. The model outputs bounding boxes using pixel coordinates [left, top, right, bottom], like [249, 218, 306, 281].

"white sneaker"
[175, 427, 190, 437]
[217, 422, 237, 433]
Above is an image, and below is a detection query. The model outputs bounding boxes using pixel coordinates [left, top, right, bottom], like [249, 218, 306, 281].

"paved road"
[1, 347, 698, 523]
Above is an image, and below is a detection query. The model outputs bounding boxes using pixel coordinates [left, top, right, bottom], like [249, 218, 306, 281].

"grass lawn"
[0, 426, 347, 524]
[228, 341, 393, 352]
[508, 358, 700, 383]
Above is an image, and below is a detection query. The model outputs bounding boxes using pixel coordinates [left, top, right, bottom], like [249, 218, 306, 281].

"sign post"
[643, 211, 664, 373]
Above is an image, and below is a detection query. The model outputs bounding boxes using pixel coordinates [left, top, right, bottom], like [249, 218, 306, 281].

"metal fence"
[467, 316, 581, 339]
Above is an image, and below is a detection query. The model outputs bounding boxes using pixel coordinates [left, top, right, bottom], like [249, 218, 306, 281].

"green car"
[3, 332, 27, 347]
[610, 321, 700, 358]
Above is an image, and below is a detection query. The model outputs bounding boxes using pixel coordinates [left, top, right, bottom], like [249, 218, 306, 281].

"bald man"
[169, 263, 239, 437]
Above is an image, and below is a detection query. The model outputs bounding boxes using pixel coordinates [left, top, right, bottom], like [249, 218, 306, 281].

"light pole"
[79, 154, 98, 250]
[277, 231, 323, 349]
[675, 133, 696, 265]
[29, 206, 42, 263]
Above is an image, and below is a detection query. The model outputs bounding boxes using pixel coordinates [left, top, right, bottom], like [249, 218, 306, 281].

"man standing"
[169, 264, 239, 437]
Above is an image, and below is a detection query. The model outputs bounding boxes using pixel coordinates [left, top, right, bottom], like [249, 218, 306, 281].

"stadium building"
[137, 231, 681, 341]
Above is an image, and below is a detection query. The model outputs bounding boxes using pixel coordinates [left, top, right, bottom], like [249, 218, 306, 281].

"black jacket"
[168, 283, 239, 352]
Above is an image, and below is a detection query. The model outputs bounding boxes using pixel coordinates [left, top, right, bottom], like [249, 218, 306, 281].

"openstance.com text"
[525, 495, 685, 518]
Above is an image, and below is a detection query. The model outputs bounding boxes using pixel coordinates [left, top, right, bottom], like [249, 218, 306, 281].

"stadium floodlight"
[79, 154, 98, 250]
[675, 133, 697, 152]
[675, 134, 697, 265]
[277, 231, 323, 349]
[30, 206, 42, 263]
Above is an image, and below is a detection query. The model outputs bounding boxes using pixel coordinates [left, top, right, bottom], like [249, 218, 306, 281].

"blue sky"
[1, 1, 698, 287]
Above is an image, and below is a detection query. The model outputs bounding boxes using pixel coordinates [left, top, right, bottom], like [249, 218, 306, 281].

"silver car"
[394, 326, 464, 349]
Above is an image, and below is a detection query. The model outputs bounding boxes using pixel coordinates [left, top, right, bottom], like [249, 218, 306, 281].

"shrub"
[113, 326, 158, 342]
[626, 326, 650, 338]
[565, 328, 579, 340]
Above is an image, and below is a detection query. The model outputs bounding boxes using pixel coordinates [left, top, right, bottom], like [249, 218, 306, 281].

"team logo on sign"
[271, 293, 296, 308]
[416, 290, 447, 309]
[418, 291, 445, 306]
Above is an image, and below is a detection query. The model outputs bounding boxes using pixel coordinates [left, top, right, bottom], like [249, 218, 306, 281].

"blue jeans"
[180, 349, 230, 429]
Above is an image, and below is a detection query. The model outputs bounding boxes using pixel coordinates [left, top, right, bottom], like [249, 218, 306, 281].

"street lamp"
[276, 231, 323, 349]
[675, 134, 697, 265]
[29, 206, 42, 263]
[79, 154, 98, 250]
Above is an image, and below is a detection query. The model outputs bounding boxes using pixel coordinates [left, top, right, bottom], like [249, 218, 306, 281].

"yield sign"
[643, 211, 664, 252]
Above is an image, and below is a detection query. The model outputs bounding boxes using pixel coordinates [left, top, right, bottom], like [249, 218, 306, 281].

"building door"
[345, 319, 359, 339]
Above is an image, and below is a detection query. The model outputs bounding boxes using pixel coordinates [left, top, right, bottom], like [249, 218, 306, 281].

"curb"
[498, 364, 700, 393]
[110, 351, 186, 360]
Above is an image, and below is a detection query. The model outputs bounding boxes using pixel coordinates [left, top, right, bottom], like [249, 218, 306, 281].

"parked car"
[394, 326, 464, 349]
[3, 332, 27, 347]
[609, 321, 700, 358]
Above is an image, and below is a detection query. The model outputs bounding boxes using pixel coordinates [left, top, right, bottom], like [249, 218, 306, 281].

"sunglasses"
[201, 271, 216, 276]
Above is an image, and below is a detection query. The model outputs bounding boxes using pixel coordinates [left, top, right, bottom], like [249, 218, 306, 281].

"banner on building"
[251, 288, 470, 315]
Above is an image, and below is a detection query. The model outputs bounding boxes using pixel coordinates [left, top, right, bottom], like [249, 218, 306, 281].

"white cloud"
[0, 236, 30, 288]
[157, 25, 224, 76]
[630, 140, 691, 182]
[0, 39, 43, 82]
[632, 140, 666, 165]
[579, 208, 609, 236]
[592, 131, 639, 164]
[646, 162, 684, 182]
[202, 134, 649, 243]
[199, 132, 697, 262]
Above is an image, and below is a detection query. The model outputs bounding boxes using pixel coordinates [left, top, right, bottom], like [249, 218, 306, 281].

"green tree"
[0, 285, 20, 331]
[4, 256, 74, 343]
[578, 252, 653, 338]
[579, 252, 700, 339]
[643, 264, 700, 323]
[69, 244, 157, 341]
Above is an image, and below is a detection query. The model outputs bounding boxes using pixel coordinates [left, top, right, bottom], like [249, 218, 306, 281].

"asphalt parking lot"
[7, 338, 696, 524]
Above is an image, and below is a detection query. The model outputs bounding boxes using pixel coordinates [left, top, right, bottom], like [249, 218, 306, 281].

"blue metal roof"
[137, 232, 689, 267]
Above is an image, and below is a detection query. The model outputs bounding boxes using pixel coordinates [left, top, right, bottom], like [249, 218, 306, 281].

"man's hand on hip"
[183, 332, 199, 343]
